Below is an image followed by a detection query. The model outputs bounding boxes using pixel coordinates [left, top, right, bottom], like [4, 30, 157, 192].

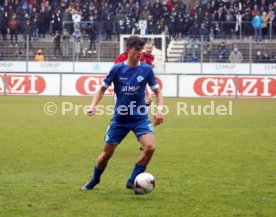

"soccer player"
[114, 41, 155, 67]
[82, 36, 164, 192]
[114, 41, 155, 151]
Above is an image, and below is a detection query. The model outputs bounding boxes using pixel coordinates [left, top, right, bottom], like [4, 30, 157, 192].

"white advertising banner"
[0, 74, 60, 95]
[62, 74, 114, 96]
[251, 64, 276, 75]
[179, 75, 276, 98]
[156, 75, 177, 97]
[165, 63, 200, 74]
[74, 62, 113, 73]
[0, 61, 26, 72]
[202, 63, 250, 74]
[28, 62, 73, 73]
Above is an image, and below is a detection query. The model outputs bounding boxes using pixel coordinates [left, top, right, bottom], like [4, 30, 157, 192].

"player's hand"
[86, 106, 96, 116]
[154, 112, 163, 127]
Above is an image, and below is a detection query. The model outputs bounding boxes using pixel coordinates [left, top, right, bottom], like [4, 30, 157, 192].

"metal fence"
[0, 35, 275, 64]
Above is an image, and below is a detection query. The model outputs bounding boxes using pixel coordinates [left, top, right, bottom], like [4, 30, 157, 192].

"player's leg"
[82, 143, 117, 190]
[82, 120, 129, 190]
[126, 133, 156, 189]
[127, 119, 155, 189]
[137, 133, 156, 165]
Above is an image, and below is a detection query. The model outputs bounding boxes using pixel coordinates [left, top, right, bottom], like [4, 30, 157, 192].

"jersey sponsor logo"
[193, 77, 276, 97]
[122, 85, 140, 93]
[137, 75, 144, 82]
[0, 74, 46, 94]
[76, 76, 114, 95]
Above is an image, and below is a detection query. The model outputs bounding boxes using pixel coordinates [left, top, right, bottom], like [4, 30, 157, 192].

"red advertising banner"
[193, 77, 276, 97]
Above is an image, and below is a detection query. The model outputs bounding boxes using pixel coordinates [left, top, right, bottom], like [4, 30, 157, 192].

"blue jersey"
[103, 61, 159, 121]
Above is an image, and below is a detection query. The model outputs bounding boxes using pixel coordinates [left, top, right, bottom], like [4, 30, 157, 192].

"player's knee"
[144, 143, 155, 154]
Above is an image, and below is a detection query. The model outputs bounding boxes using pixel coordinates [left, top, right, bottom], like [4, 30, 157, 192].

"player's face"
[144, 44, 153, 56]
[128, 46, 143, 62]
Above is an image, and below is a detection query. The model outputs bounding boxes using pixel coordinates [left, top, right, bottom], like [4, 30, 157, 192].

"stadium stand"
[0, 0, 275, 62]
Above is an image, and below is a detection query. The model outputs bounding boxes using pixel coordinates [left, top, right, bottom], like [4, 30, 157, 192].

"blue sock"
[128, 164, 147, 183]
[93, 166, 104, 182]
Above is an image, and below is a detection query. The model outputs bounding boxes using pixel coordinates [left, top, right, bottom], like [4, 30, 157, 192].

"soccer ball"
[134, 172, 155, 194]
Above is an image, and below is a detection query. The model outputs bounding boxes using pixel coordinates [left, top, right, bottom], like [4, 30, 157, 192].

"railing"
[0, 35, 275, 64]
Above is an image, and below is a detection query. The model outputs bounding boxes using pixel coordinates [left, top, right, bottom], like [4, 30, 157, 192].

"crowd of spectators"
[0, 0, 276, 62]
[0, 0, 275, 43]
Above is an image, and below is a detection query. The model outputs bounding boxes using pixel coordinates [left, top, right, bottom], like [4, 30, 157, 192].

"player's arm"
[86, 86, 107, 116]
[152, 87, 164, 127]
[87, 66, 116, 116]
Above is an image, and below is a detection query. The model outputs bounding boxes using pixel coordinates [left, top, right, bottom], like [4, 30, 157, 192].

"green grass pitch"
[0, 96, 275, 217]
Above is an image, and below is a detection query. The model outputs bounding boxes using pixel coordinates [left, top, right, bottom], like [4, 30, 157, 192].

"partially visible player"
[82, 35, 164, 192]
[140, 42, 154, 66]
[114, 41, 154, 67]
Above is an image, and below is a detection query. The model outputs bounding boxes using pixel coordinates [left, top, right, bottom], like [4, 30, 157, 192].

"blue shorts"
[104, 118, 154, 145]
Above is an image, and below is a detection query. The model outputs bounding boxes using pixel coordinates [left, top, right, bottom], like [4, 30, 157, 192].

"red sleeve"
[114, 52, 128, 64]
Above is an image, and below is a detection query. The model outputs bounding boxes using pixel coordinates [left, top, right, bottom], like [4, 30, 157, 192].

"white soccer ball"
[134, 172, 155, 194]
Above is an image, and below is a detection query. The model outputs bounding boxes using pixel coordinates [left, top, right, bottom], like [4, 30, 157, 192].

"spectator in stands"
[72, 10, 81, 32]
[243, 8, 254, 37]
[235, 11, 243, 38]
[53, 30, 61, 58]
[103, 14, 113, 41]
[271, 52, 276, 63]
[272, 11, 276, 36]
[24, 19, 32, 49]
[62, 29, 70, 59]
[82, 29, 89, 56]
[51, 8, 62, 34]
[38, 7, 46, 38]
[186, 38, 200, 58]
[229, 46, 243, 63]
[202, 41, 211, 62]
[0, 11, 7, 41]
[262, 11, 269, 39]
[224, 10, 235, 38]
[215, 41, 228, 63]
[189, 53, 199, 63]
[252, 11, 264, 42]
[32, 15, 39, 41]
[188, 23, 200, 40]
[35, 49, 45, 62]
[8, 13, 20, 47]
[214, 7, 226, 38]
[73, 28, 81, 58]
[140, 5, 151, 20]
[199, 23, 209, 41]
[175, 13, 184, 40]
[167, 15, 175, 39]
[85, 23, 97, 54]
[14, 47, 24, 59]
[262, 52, 271, 63]
[62, 8, 73, 34]
[255, 51, 263, 63]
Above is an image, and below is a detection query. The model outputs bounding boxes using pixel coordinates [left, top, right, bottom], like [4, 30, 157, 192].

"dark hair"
[126, 36, 145, 49]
